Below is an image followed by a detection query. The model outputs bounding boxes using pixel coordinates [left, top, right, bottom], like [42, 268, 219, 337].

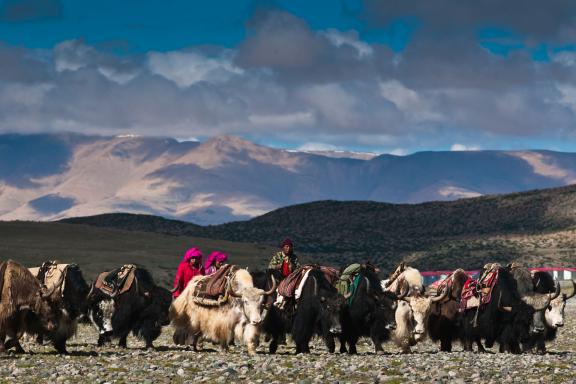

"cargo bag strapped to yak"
[337, 263, 362, 303]
[94, 264, 137, 298]
[190, 264, 236, 306]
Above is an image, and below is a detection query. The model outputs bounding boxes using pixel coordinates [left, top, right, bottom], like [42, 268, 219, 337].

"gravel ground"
[1, 303, 575, 384]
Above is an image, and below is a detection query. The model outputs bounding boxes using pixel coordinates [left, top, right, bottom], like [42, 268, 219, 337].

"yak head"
[545, 296, 566, 329]
[407, 293, 432, 340]
[32, 275, 66, 332]
[88, 299, 115, 335]
[545, 280, 576, 329]
[320, 294, 345, 335]
[230, 269, 276, 326]
[32, 294, 61, 332]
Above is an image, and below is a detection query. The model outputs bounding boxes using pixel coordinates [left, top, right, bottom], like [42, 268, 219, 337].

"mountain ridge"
[1, 132, 576, 224]
[60, 183, 576, 270]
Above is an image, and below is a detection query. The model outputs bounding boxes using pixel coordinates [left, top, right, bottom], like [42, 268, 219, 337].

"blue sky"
[1, 0, 575, 154]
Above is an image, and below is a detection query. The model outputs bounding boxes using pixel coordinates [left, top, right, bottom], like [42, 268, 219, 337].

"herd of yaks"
[0, 259, 574, 355]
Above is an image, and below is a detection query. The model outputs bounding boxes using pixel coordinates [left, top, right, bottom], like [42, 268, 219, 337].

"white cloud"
[552, 51, 576, 67]
[147, 50, 243, 88]
[296, 142, 339, 151]
[451, 144, 481, 151]
[175, 137, 200, 143]
[298, 84, 357, 128]
[322, 29, 373, 58]
[379, 80, 443, 122]
[556, 84, 576, 113]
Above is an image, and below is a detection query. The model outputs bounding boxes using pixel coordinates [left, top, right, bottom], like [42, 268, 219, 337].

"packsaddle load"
[94, 264, 137, 298]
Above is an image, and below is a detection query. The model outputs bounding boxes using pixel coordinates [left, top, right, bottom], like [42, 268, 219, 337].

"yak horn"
[170, 278, 180, 293]
[564, 280, 576, 300]
[228, 277, 242, 298]
[313, 277, 318, 296]
[550, 279, 561, 301]
[364, 277, 371, 294]
[431, 288, 450, 303]
[396, 281, 409, 300]
[522, 293, 551, 312]
[262, 276, 277, 296]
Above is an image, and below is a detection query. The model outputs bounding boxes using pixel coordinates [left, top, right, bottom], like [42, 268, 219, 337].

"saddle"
[192, 264, 235, 301]
[95, 264, 137, 297]
[459, 265, 500, 312]
[277, 265, 338, 298]
[31, 261, 69, 296]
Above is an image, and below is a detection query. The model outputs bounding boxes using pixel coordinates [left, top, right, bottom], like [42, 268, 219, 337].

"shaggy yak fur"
[169, 268, 269, 355]
[0, 260, 63, 353]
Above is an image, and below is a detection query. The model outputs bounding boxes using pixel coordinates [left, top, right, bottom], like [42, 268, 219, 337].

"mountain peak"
[205, 134, 255, 146]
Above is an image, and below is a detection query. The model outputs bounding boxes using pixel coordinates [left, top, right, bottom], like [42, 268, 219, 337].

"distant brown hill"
[3, 133, 576, 225]
[61, 184, 576, 271]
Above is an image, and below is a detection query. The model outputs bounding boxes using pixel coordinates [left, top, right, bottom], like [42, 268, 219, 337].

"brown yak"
[0, 260, 63, 353]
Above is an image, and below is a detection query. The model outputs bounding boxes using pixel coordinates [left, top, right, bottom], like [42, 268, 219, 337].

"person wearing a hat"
[172, 247, 204, 298]
[268, 238, 300, 277]
[204, 251, 228, 275]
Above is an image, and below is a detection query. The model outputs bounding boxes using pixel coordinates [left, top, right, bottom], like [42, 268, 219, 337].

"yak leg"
[347, 336, 358, 355]
[5, 324, 25, 354]
[440, 336, 452, 352]
[4, 338, 25, 353]
[118, 333, 128, 348]
[535, 335, 546, 354]
[269, 333, 279, 354]
[338, 335, 347, 354]
[324, 333, 336, 353]
[370, 327, 385, 354]
[191, 333, 201, 352]
[475, 338, 486, 353]
[53, 336, 68, 355]
[244, 324, 259, 356]
[292, 312, 314, 354]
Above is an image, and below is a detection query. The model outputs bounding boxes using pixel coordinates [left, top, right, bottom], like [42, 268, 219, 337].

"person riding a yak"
[172, 247, 204, 298]
[204, 251, 228, 275]
[268, 238, 300, 278]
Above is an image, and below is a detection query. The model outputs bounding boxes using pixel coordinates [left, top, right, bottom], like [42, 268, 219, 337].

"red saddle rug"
[277, 265, 340, 298]
[459, 267, 500, 312]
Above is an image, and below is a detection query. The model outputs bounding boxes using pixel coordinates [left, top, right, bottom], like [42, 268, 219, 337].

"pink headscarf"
[183, 247, 203, 262]
[204, 251, 228, 271]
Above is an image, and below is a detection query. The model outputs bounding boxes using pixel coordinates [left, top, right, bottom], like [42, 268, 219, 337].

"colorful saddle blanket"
[192, 264, 235, 299]
[95, 264, 136, 297]
[459, 267, 500, 311]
